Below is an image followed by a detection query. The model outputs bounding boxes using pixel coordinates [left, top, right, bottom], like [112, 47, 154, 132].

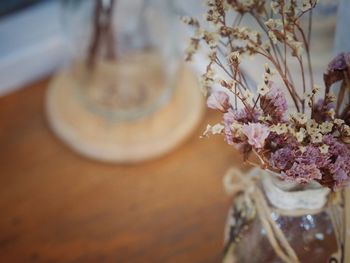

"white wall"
[0, 1, 70, 96]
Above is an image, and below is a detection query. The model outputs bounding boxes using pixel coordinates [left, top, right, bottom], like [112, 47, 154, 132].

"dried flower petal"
[270, 147, 294, 170]
[327, 52, 350, 72]
[207, 91, 230, 112]
[242, 123, 270, 148]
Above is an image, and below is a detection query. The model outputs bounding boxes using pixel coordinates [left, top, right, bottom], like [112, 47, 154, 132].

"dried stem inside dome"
[87, 0, 117, 70]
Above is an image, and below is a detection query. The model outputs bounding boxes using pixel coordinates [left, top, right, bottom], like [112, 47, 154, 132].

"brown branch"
[247, 41, 301, 111]
[294, 11, 314, 94]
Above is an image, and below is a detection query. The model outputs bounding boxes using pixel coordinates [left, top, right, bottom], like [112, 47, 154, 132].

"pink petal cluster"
[269, 136, 350, 189]
[270, 147, 294, 170]
[233, 107, 260, 123]
[327, 52, 350, 72]
[295, 146, 330, 169]
[282, 163, 322, 184]
[242, 123, 269, 148]
[207, 91, 230, 112]
[260, 84, 288, 121]
[271, 85, 288, 114]
[323, 135, 350, 188]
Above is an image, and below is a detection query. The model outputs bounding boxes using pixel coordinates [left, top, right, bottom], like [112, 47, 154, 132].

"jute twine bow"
[223, 167, 347, 263]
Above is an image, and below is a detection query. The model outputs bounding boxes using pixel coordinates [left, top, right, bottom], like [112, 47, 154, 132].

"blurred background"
[0, 0, 349, 262]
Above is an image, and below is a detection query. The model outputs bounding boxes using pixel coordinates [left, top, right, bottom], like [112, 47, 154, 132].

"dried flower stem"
[249, 13, 301, 111]
[296, 57, 306, 112]
[254, 48, 301, 111]
[280, 2, 287, 77]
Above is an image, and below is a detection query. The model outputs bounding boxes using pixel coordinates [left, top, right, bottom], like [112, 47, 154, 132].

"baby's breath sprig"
[183, 0, 320, 114]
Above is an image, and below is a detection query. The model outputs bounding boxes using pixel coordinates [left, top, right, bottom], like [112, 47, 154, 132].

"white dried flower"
[295, 42, 303, 57]
[203, 124, 212, 137]
[211, 123, 225, 134]
[334, 119, 345, 126]
[306, 119, 319, 134]
[271, 1, 280, 14]
[181, 16, 199, 26]
[203, 123, 224, 136]
[319, 122, 333, 134]
[227, 51, 241, 65]
[268, 31, 278, 44]
[265, 19, 276, 29]
[231, 122, 245, 138]
[311, 132, 323, 144]
[295, 128, 306, 143]
[257, 83, 270, 96]
[269, 124, 288, 135]
[301, 0, 312, 12]
[343, 124, 350, 135]
[264, 63, 270, 72]
[319, 144, 329, 154]
[291, 113, 308, 125]
[263, 72, 271, 83]
[259, 115, 273, 122]
[312, 84, 320, 94]
[327, 108, 335, 119]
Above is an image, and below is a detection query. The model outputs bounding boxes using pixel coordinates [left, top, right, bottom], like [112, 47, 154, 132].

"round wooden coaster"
[45, 66, 205, 163]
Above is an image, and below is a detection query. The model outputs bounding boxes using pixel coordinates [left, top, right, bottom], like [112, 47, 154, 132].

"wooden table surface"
[0, 79, 246, 263]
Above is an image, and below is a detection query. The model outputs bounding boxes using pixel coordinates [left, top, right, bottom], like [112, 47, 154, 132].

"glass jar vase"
[223, 168, 345, 263]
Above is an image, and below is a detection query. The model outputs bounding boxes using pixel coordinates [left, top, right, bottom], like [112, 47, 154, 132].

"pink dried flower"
[242, 123, 269, 148]
[327, 52, 350, 72]
[323, 135, 349, 156]
[282, 163, 322, 184]
[233, 107, 261, 123]
[313, 98, 335, 122]
[207, 91, 230, 112]
[270, 147, 295, 170]
[329, 155, 350, 186]
[324, 52, 350, 98]
[260, 84, 288, 121]
[295, 146, 330, 169]
[223, 108, 261, 145]
[317, 135, 350, 189]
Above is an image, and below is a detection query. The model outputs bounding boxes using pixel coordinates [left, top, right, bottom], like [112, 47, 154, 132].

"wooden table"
[0, 79, 246, 263]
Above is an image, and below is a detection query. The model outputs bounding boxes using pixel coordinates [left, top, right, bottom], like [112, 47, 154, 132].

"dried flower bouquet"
[183, 0, 350, 190]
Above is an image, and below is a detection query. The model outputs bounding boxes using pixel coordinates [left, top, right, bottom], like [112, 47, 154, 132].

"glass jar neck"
[261, 170, 331, 212]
